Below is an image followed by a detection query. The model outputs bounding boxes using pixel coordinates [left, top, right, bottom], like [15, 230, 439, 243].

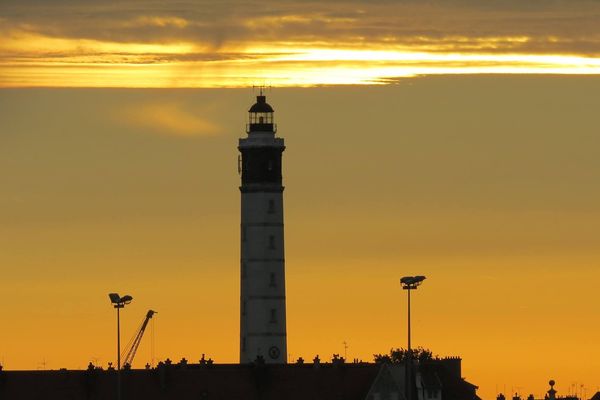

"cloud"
[117, 102, 222, 137]
[128, 16, 189, 29]
[1, 0, 600, 86]
[2, 0, 600, 53]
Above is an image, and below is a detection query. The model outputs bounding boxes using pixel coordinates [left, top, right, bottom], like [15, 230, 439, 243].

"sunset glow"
[2, 41, 600, 87]
[2, 27, 600, 87]
[2, 1, 600, 399]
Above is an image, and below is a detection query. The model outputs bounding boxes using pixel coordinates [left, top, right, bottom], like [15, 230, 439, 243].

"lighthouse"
[239, 92, 287, 364]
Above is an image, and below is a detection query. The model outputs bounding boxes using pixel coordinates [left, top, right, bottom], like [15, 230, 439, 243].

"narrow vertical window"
[267, 199, 275, 214]
[269, 308, 277, 323]
[269, 272, 276, 287]
[268, 235, 275, 249]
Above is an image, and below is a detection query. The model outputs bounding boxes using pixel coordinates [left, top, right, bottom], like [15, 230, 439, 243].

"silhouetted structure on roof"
[497, 380, 588, 400]
[543, 379, 580, 400]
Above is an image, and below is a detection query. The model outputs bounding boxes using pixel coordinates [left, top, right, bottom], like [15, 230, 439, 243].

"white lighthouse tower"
[239, 92, 287, 364]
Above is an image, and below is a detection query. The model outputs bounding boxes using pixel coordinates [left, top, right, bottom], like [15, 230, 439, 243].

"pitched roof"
[365, 364, 407, 400]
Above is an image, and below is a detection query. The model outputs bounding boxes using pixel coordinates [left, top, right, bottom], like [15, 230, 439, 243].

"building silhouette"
[0, 357, 481, 400]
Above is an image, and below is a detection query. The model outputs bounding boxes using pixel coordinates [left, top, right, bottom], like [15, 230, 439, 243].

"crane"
[122, 310, 156, 368]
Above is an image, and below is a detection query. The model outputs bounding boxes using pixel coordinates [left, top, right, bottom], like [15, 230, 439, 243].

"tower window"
[268, 235, 275, 249]
[269, 272, 276, 287]
[269, 308, 277, 323]
[267, 199, 275, 214]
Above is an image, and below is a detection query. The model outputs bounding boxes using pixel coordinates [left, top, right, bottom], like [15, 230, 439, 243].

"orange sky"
[1, 1, 600, 399]
[1, 81, 600, 400]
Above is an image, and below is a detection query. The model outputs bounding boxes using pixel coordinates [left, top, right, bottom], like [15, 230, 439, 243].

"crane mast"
[122, 310, 156, 368]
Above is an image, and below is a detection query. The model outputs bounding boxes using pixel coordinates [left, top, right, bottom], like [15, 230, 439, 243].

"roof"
[590, 392, 600, 400]
[249, 95, 274, 113]
[0, 360, 481, 400]
[365, 364, 407, 400]
[0, 363, 380, 400]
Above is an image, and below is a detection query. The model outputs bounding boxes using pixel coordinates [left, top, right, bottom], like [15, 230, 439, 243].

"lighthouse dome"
[249, 95, 274, 113]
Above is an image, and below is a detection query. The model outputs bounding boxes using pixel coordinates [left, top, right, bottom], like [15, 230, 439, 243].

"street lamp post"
[109, 293, 133, 400]
[400, 276, 426, 400]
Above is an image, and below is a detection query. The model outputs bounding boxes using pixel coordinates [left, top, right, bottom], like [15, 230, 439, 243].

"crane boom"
[122, 310, 156, 368]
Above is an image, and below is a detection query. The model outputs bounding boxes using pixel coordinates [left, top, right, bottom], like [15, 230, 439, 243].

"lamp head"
[108, 293, 133, 306]
[400, 275, 427, 289]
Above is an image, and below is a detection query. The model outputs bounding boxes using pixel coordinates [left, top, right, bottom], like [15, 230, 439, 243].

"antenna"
[252, 84, 273, 96]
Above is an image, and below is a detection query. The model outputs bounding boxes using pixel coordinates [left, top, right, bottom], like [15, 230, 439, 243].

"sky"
[1, 1, 600, 400]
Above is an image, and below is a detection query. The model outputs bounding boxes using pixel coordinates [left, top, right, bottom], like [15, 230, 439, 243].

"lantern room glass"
[249, 111, 273, 124]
